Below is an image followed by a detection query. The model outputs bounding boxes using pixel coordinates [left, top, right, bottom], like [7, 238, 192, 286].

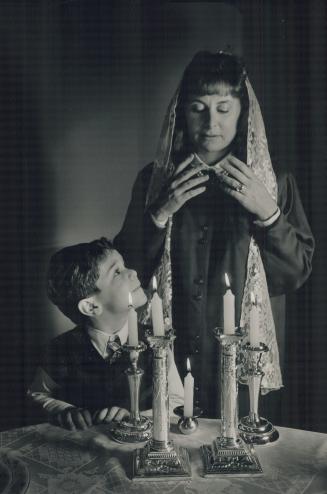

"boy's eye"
[114, 268, 121, 276]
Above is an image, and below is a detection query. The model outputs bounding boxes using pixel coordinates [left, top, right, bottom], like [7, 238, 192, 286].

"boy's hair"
[47, 237, 114, 325]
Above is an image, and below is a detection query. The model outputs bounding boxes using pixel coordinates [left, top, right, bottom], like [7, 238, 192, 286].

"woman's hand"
[151, 154, 209, 224]
[217, 155, 278, 221]
[92, 407, 130, 425]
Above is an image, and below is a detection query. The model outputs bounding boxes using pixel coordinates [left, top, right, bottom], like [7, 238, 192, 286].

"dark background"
[0, 0, 326, 432]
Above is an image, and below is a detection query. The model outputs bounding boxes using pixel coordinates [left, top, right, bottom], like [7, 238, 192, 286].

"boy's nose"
[128, 269, 137, 279]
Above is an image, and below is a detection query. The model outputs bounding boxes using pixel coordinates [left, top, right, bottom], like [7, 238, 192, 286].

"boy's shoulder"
[48, 326, 87, 351]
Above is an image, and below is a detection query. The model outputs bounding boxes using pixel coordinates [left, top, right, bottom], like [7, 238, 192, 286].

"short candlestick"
[109, 342, 152, 443]
[238, 342, 279, 445]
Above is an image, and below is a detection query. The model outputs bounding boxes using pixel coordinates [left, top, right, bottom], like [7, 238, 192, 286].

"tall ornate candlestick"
[133, 330, 191, 481]
[238, 342, 279, 444]
[109, 342, 152, 443]
[201, 327, 263, 476]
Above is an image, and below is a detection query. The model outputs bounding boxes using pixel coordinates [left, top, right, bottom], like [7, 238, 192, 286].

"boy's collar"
[86, 321, 128, 356]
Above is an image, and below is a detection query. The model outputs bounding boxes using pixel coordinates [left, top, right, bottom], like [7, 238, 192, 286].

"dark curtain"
[240, 0, 327, 432]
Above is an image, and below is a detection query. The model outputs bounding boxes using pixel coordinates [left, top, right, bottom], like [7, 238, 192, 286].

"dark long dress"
[114, 164, 314, 418]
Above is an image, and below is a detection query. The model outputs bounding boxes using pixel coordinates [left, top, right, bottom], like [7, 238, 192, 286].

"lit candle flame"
[224, 273, 231, 288]
[128, 292, 133, 307]
[152, 276, 158, 291]
[186, 358, 191, 372]
[250, 292, 256, 305]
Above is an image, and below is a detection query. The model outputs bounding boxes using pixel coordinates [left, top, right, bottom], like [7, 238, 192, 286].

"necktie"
[106, 335, 123, 364]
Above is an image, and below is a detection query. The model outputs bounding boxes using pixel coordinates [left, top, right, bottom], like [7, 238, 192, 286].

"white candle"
[223, 273, 235, 335]
[151, 276, 165, 336]
[249, 292, 260, 347]
[184, 358, 194, 418]
[127, 292, 139, 346]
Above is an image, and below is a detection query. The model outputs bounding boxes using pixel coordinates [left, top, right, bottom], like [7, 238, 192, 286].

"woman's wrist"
[151, 207, 169, 226]
[254, 207, 281, 227]
[150, 207, 169, 228]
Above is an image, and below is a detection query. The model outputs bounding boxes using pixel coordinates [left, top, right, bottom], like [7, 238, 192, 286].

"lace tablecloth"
[0, 418, 326, 494]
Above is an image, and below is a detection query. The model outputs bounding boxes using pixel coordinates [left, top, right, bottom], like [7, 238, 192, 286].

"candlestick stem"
[201, 327, 263, 476]
[133, 331, 191, 481]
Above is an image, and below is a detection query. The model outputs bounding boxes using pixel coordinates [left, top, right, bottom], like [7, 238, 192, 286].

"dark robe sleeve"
[114, 164, 167, 287]
[253, 172, 314, 296]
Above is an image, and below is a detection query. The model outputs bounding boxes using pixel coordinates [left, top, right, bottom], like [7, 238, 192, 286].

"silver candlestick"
[133, 330, 191, 481]
[109, 342, 152, 443]
[201, 327, 263, 476]
[238, 342, 279, 445]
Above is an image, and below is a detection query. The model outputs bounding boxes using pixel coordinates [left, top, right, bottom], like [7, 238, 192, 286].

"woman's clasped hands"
[152, 154, 209, 224]
[217, 155, 278, 221]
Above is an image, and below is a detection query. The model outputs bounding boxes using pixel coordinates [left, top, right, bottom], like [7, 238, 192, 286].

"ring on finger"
[236, 183, 246, 193]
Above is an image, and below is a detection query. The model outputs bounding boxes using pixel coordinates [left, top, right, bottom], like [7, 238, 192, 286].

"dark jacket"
[114, 164, 314, 416]
[41, 326, 153, 414]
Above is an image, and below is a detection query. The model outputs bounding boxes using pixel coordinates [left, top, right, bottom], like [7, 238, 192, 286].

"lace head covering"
[143, 52, 282, 394]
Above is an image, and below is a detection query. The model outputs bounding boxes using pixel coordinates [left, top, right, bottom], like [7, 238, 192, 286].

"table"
[0, 418, 326, 494]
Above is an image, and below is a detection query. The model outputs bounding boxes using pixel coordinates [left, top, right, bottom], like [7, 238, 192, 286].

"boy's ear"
[78, 297, 103, 318]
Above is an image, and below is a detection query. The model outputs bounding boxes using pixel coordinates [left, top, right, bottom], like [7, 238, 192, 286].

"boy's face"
[93, 250, 147, 314]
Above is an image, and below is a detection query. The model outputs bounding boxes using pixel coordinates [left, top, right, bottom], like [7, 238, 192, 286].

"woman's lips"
[202, 134, 222, 138]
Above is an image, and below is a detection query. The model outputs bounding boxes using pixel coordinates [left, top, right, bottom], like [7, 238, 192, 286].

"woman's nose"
[207, 109, 220, 129]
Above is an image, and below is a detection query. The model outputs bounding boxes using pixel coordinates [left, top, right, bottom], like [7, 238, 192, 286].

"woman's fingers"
[174, 154, 195, 175]
[180, 186, 207, 205]
[220, 183, 248, 207]
[227, 155, 253, 178]
[219, 160, 250, 184]
[174, 174, 209, 196]
[171, 164, 208, 190]
[218, 173, 247, 192]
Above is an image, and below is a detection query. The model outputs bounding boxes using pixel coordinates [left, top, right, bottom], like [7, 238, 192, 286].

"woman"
[114, 51, 314, 419]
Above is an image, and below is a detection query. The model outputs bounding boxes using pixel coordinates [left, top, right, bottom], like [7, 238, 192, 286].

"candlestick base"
[109, 415, 152, 444]
[174, 406, 203, 435]
[133, 439, 192, 481]
[239, 416, 279, 445]
[200, 436, 263, 476]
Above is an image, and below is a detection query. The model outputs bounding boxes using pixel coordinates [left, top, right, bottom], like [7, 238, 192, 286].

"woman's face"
[184, 92, 241, 164]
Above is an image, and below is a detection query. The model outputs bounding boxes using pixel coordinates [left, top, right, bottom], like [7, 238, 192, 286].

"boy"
[28, 237, 183, 430]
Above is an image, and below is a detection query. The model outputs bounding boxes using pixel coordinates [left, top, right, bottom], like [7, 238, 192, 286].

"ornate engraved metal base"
[201, 437, 263, 476]
[239, 416, 279, 445]
[133, 440, 192, 481]
[109, 415, 152, 443]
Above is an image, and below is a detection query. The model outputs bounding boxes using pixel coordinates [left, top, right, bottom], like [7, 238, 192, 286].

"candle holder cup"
[201, 327, 263, 476]
[173, 405, 203, 435]
[238, 342, 279, 445]
[133, 330, 191, 481]
[109, 341, 152, 443]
